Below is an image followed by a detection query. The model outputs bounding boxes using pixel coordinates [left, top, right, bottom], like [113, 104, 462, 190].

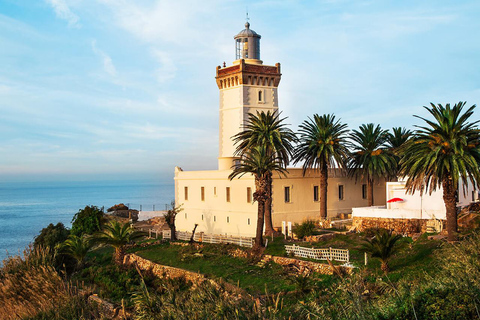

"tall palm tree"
[293, 114, 349, 219]
[229, 145, 288, 249]
[399, 102, 480, 241]
[232, 111, 296, 236]
[361, 228, 403, 273]
[348, 123, 396, 206]
[92, 220, 146, 265]
[386, 127, 413, 179]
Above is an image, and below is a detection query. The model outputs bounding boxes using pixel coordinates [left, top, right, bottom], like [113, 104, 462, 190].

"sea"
[0, 180, 174, 263]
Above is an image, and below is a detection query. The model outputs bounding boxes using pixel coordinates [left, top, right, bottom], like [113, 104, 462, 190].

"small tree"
[164, 200, 183, 241]
[361, 228, 403, 273]
[61, 234, 92, 268]
[91, 220, 145, 265]
[71, 205, 105, 236]
[34, 222, 70, 249]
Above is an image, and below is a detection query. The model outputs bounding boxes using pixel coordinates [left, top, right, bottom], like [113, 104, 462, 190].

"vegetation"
[61, 234, 92, 268]
[33, 222, 70, 249]
[292, 220, 317, 240]
[386, 126, 412, 178]
[232, 111, 296, 236]
[348, 123, 396, 206]
[293, 114, 349, 219]
[361, 228, 404, 273]
[400, 102, 480, 241]
[71, 205, 105, 236]
[163, 200, 183, 241]
[91, 220, 145, 265]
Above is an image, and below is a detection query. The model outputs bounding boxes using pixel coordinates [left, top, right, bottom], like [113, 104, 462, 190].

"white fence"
[285, 244, 349, 262]
[163, 230, 254, 248]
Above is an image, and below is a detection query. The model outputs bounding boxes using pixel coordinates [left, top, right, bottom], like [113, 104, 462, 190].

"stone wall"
[262, 255, 352, 275]
[124, 254, 206, 284]
[352, 217, 445, 235]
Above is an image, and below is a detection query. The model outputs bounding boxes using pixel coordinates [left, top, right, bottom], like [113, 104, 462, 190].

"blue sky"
[1, 0, 479, 182]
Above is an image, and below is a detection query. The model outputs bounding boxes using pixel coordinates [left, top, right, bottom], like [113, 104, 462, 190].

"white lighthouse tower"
[215, 22, 282, 170]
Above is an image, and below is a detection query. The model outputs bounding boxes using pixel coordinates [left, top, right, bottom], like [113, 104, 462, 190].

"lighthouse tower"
[216, 22, 282, 170]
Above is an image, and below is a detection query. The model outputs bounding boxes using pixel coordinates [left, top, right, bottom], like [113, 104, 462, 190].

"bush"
[293, 220, 316, 239]
[34, 222, 70, 249]
[71, 205, 105, 236]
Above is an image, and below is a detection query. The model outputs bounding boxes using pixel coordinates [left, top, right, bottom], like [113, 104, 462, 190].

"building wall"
[175, 167, 387, 237]
[272, 169, 387, 225]
[352, 179, 478, 221]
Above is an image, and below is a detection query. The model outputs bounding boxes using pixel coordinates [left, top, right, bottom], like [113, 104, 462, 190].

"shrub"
[33, 222, 70, 249]
[293, 220, 316, 239]
[71, 205, 105, 236]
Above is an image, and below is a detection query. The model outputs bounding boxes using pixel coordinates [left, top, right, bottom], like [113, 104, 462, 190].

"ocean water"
[0, 180, 174, 262]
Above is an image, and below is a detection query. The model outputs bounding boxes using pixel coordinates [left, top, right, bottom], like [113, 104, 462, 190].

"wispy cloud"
[45, 0, 81, 28]
[152, 50, 176, 83]
[91, 40, 117, 77]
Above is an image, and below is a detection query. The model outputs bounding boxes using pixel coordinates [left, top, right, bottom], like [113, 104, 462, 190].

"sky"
[1, 0, 479, 182]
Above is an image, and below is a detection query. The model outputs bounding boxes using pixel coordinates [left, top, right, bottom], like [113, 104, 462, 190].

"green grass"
[134, 242, 297, 295]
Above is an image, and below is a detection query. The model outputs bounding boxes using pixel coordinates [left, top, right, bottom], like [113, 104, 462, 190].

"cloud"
[152, 50, 176, 83]
[91, 40, 117, 77]
[45, 0, 81, 28]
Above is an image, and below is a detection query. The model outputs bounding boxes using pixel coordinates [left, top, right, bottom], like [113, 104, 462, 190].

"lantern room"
[234, 22, 261, 63]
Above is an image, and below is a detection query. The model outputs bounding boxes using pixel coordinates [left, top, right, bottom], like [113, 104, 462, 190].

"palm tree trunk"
[320, 163, 328, 219]
[253, 175, 268, 249]
[368, 178, 374, 207]
[381, 260, 389, 273]
[443, 176, 458, 241]
[264, 172, 274, 236]
[115, 246, 125, 265]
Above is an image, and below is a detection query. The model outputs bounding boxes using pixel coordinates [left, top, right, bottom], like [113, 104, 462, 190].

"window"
[201, 214, 204, 221]
[362, 184, 367, 199]
[214, 216, 216, 222]
[227, 216, 230, 223]
[339, 185, 344, 200]
[258, 90, 263, 102]
[214, 187, 217, 196]
[201, 187, 205, 201]
[226, 187, 231, 202]
[184, 187, 188, 201]
[247, 218, 251, 225]
[185, 213, 187, 219]
[247, 187, 252, 203]
[313, 186, 319, 202]
[284, 186, 291, 203]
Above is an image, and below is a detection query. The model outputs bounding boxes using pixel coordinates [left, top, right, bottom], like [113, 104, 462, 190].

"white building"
[174, 22, 386, 237]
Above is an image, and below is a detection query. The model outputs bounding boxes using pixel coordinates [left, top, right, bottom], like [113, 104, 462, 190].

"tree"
[232, 111, 296, 236]
[361, 228, 403, 273]
[34, 222, 70, 249]
[229, 145, 287, 249]
[348, 124, 396, 206]
[399, 102, 480, 241]
[91, 220, 145, 265]
[293, 114, 349, 219]
[61, 234, 92, 268]
[386, 127, 413, 179]
[164, 200, 183, 241]
[71, 205, 105, 236]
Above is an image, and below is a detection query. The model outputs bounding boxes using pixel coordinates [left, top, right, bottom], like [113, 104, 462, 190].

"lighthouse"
[215, 22, 282, 170]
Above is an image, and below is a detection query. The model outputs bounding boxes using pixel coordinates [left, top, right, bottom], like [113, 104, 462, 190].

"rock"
[411, 233, 422, 241]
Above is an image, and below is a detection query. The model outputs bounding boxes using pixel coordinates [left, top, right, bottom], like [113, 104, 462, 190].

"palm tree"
[229, 145, 287, 249]
[232, 111, 296, 236]
[361, 228, 403, 273]
[92, 220, 146, 265]
[399, 102, 480, 241]
[293, 114, 349, 219]
[61, 234, 92, 267]
[348, 123, 396, 206]
[386, 127, 413, 179]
